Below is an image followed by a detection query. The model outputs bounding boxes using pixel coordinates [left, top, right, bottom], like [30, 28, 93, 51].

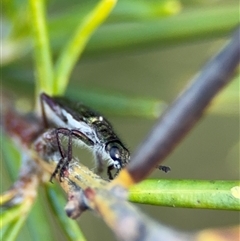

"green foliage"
[1, 0, 239, 240]
[129, 179, 240, 210]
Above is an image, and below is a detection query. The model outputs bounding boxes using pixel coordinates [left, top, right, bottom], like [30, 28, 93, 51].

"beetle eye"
[109, 146, 120, 160]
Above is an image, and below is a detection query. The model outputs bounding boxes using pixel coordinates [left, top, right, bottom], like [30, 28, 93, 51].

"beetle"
[40, 93, 130, 181]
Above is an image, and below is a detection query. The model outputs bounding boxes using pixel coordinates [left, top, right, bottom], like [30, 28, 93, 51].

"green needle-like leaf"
[129, 179, 240, 210]
[2, 135, 21, 180]
[2, 135, 54, 240]
[3, 2, 239, 64]
[26, 192, 56, 241]
[53, 0, 117, 95]
[110, 0, 181, 21]
[45, 184, 87, 241]
[3, 77, 166, 119]
[0, 202, 30, 229]
[1, 214, 27, 241]
[85, 4, 239, 55]
[29, 0, 54, 97]
[67, 87, 167, 118]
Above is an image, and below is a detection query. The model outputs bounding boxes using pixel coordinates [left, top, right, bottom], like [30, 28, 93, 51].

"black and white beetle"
[40, 93, 130, 181]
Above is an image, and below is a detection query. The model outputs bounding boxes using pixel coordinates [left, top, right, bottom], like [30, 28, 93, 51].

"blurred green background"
[2, 0, 239, 240]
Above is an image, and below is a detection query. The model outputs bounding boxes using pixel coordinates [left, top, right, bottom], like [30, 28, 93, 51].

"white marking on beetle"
[43, 102, 99, 144]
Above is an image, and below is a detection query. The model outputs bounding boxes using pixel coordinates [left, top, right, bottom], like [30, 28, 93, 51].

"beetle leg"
[53, 128, 94, 181]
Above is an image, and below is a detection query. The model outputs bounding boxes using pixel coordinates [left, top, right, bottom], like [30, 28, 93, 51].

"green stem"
[66, 87, 167, 118]
[129, 179, 240, 210]
[29, 0, 54, 97]
[0, 201, 30, 228]
[53, 0, 117, 95]
[2, 215, 27, 241]
[2, 136, 54, 240]
[85, 5, 239, 55]
[26, 191, 56, 241]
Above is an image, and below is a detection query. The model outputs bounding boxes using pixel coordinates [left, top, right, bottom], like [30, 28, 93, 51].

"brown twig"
[123, 27, 240, 184]
[32, 151, 193, 241]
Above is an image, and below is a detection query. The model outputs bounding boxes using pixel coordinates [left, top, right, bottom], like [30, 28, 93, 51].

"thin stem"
[33, 154, 192, 241]
[125, 27, 240, 184]
[53, 0, 117, 95]
[2, 215, 27, 241]
[66, 87, 167, 118]
[29, 0, 54, 97]
[0, 200, 31, 228]
[84, 4, 239, 56]
[129, 179, 240, 210]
